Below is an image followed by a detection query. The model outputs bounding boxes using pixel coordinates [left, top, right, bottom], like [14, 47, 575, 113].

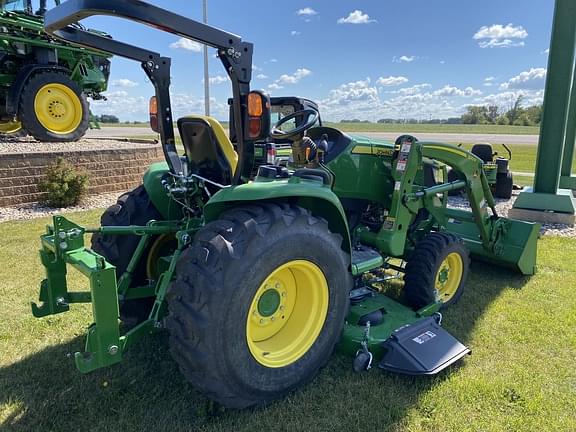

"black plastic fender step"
[379, 316, 470, 375]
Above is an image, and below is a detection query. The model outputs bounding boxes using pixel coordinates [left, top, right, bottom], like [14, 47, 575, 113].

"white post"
[203, 0, 210, 116]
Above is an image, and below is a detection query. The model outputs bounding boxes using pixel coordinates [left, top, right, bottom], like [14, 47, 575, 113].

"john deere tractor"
[32, 0, 540, 409]
[0, 0, 111, 141]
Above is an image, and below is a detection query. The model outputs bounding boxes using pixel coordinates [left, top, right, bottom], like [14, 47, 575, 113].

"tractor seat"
[177, 115, 238, 185]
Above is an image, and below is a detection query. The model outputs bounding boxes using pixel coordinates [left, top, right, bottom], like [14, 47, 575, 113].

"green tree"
[505, 95, 525, 125]
[461, 106, 488, 124]
[486, 105, 500, 124]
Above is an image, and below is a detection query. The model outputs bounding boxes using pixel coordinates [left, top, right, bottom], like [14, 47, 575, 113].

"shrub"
[39, 158, 88, 207]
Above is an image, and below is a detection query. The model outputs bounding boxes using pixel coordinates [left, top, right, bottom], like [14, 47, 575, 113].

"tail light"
[246, 91, 270, 139]
[267, 144, 277, 164]
[149, 96, 159, 132]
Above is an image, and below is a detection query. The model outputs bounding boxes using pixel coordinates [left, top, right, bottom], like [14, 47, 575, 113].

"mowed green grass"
[107, 122, 541, 135]
[327, 123, 541, 135]
[1, 211, 575, 431]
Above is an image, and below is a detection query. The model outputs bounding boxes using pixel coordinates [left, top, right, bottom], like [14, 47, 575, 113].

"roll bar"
[44, 0, 254, 182]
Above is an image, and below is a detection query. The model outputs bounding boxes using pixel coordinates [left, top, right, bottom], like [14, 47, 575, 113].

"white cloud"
[170, 38, 202, 52]
[396, 83, 431, 95]
[376, 76, 409, 87]
[291, 30, 301, 36]
[256, 73, 268, 79]
[479, 90, 545, 108]
[268, 83, 284, 91]
[433, 86, 482, 97]
[337, 10, 376, 25]
[111, 79, 138, 88]
[393, 55, 416, 63]
[320, 78, 486, 121]
[473, 24, 528, 48]
[276, 68, 312, 85]
[500, 68, 547, 90]
[322, 78, 379, 107]
[296, 7, 317, 16]
[206, 75, 229, 85]
[543, 48, 550, 54]
[483, 77, 495, 87]
[268, 59, 278, 63]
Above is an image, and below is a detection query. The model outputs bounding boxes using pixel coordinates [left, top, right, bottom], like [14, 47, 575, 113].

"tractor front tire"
[167, 204, 351, 408]
[19, 71, 89, 142]
[404, 232, 470, 309]
[494, 172, 513, 199]
[91, 185, 163, 324]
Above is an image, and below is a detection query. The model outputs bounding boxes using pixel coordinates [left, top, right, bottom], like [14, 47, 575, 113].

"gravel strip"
[0, 136, 158, 153]
[0, 192, 120, 223]
[447, 191, 576, 238]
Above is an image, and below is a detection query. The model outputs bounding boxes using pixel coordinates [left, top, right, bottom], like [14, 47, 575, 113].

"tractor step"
[351, 245, 384, 275]
[379, 316, 470, 375]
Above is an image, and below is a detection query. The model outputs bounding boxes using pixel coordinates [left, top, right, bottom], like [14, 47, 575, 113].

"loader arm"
[358, 138, 539, 275]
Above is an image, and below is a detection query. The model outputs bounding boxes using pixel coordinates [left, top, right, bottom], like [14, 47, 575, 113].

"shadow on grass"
[0, 261, 530, 432]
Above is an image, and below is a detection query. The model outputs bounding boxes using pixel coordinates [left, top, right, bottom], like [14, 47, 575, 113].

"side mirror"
[245, 90, 271, 141]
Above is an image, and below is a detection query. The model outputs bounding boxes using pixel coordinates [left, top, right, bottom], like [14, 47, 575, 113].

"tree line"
[461, 95, 542, 126]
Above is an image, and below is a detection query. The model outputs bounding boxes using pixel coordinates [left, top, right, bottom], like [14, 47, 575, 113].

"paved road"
[87, 127, 540, 145]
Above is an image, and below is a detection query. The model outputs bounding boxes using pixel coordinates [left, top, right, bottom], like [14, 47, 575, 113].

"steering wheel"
[270, 109, 319, 140]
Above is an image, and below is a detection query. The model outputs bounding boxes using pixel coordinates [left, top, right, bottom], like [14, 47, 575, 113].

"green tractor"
[32, 0, 540, 409]
[448, 143, 514, 199]
[0, 0, 111, 141]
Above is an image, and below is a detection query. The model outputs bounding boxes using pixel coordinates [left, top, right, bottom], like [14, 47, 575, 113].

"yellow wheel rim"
[34, 83, 83, 134]
[435, 252, 464, 302]
[246, 260, 329, 368]
[146, 235, 177, 280]
[0, 120, 22, 134]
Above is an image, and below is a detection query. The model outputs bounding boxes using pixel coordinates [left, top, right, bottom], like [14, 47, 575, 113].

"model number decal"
[412, 331, 436, 344]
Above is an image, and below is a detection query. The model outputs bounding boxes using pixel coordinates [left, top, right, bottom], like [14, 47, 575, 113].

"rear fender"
[204, 179, 352, 254]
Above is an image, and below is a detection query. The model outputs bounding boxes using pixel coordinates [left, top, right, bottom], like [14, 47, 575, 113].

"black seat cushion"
[177, 117, 233, 185]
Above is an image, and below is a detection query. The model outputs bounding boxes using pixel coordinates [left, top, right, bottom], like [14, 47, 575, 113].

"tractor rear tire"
[91, 185, 163, 325]
[404, 232, 470, 310]
[19, 71, 89, 142]
[494, 172, 513, 199]
[166, 204, 351, 408]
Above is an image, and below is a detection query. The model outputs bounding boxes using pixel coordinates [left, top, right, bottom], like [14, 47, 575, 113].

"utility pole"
[203, 0, 210, 116]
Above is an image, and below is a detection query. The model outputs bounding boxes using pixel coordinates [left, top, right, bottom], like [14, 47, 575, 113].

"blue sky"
[82, 0, 554, 122]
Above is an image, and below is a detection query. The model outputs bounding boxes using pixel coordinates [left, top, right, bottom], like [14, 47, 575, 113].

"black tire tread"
[166, 203, 350, 408]
[404, 232, 470, 309]
[494, 172, 513, 199]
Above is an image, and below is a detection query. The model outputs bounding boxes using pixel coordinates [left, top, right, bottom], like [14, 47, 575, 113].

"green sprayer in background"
[0, 0, 111, 141]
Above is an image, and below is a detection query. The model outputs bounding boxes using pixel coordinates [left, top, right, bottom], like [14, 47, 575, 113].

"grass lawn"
[0, 210, 575, 431]
[107, 122, 540, 135]
[326, 123, 541, 135]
